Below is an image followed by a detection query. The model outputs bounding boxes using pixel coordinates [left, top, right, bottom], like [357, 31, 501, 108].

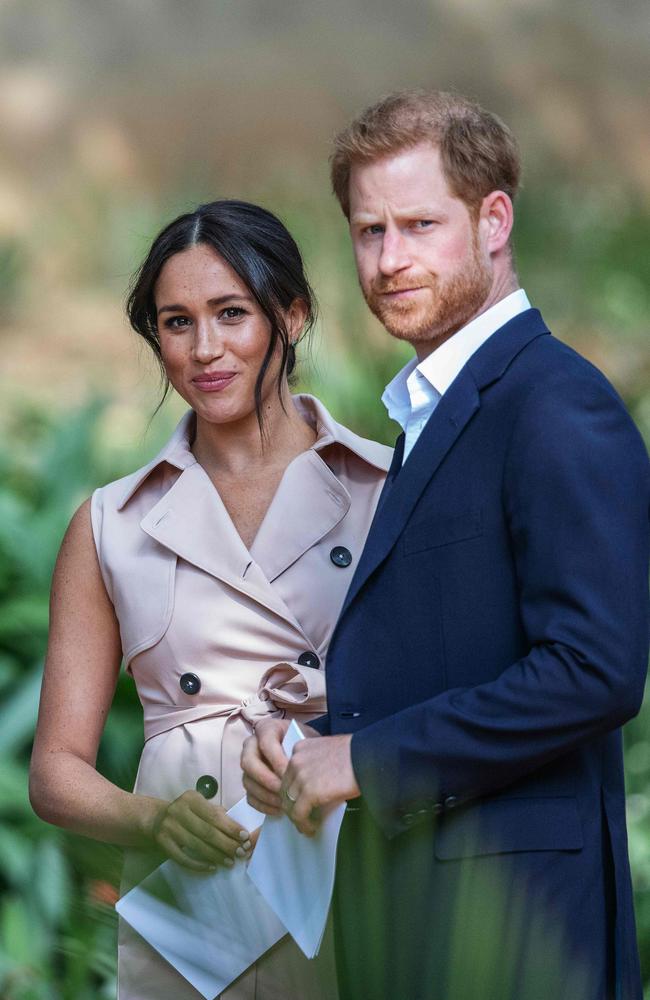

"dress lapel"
[250, 450, 350, 583]
[139, 463, 306, 632]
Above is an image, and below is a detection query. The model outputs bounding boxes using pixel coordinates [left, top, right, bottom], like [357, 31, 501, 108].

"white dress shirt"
[382, 289, 532, 463]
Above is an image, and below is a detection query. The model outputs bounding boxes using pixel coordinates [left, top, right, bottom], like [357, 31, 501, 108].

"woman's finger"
[157, 830, 222, 872]
[174, 808, 251, 860]
[188, 795, 251, 843]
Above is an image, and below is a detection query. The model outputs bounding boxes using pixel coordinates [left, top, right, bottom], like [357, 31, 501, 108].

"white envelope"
[247, 720, 347, 958]
[116, 797, 286, 1000]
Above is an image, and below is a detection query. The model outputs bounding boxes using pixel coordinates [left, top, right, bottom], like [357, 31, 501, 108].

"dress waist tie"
[142, 662, 327, 807]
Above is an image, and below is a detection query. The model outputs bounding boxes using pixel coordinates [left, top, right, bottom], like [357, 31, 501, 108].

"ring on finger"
[285, 788, 298, 804]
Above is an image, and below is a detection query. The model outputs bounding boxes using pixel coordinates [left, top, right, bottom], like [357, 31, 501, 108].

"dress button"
[444, 795, 459, 810]
[180, 672, 201, 695]
[195, 775, 219, 799]
[330, 546, 352, 568]
[403, 812, 415, 826]
[432, 802, 444, 816]
[297, 651, 320, 669]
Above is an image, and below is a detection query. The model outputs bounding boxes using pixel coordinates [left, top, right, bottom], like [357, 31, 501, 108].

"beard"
[361, 233, 493, 347]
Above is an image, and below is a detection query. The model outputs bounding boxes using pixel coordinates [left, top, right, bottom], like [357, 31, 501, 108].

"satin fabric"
[91, 395, 391, 1000]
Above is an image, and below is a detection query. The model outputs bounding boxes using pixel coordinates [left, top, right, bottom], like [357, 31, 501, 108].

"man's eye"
[414, 220, 435, 229]
[364, 225, 384, 236]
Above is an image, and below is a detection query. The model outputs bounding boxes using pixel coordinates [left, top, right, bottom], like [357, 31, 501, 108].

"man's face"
[348, 143, 493, 356]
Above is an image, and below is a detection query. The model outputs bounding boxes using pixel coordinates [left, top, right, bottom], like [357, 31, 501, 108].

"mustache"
[370, 275, 436, 295]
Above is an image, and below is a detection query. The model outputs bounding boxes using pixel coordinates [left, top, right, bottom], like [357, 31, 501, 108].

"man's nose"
[378, 228, 411, 276]
[192, 319, 225, 363]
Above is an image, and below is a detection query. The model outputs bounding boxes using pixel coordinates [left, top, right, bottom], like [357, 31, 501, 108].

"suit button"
[196, 775, 218, 799]
[330, 546, 352, 568]
[297, 651, 320, 669]
[432, 802, 444, 816]
[444, 795, 458, 810]
[180, 672, 201, 695]
[403, 812, 415, 826]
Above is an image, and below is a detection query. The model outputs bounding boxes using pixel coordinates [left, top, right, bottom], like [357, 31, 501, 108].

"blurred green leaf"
[33, 838, 71, 926]
[0, 667, 43, 756]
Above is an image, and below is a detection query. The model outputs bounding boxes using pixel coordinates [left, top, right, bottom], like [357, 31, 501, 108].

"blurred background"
[0, 0, 648, 996]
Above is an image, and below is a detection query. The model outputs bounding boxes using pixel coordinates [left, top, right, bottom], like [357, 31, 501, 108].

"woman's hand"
[151, 790, 254, 872]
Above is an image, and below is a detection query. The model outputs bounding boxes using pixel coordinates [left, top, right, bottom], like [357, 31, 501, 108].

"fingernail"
[239, 830, 250, 841]
[235, 846, 247, 858]
[224, 857, 234, 867]
[242, 840, 252, 851]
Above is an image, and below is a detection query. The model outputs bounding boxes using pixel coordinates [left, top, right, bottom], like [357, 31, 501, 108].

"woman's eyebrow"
[157, 293, 253, 315]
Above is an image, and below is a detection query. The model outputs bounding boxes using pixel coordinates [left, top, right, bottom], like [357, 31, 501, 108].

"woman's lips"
[192, 372, 238, 392]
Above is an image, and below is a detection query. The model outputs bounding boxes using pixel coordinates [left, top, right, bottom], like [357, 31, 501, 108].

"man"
[242, 91, 649, 999]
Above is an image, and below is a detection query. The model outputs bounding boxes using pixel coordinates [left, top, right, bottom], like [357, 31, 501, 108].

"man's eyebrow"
[157, 294, 253, 315]
[350, 208, 442, 225]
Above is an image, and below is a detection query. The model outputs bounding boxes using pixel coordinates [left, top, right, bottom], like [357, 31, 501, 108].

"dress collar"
[117, 394, 391, 510]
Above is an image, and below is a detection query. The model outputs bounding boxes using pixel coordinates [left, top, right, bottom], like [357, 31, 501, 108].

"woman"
[29, 200, 392, 999]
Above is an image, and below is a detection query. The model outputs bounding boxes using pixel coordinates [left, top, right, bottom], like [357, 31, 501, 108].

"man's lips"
[191, 372, 238, 392]
[377, 286, 427, 299]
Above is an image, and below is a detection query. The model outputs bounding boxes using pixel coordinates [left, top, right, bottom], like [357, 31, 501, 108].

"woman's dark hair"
[127, 200, 316, 430]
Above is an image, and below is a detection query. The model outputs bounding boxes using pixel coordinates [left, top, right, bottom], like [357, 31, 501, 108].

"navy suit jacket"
[316, 309, 649, 998]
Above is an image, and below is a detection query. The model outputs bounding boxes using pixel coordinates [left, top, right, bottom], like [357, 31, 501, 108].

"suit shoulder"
[502, 331, 639, 428]
[502, 335, 649, 475]
[518, 331, 620, 393]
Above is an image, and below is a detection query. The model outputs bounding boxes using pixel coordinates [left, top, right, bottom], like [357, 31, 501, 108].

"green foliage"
[0, 239, 27, 321]
[0, 404, 145, 999]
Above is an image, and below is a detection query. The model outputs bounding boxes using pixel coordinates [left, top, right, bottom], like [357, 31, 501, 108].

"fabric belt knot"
[240, 691, 285, 730]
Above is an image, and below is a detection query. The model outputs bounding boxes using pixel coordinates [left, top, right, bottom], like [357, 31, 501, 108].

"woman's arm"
[29, 500, 252, 871]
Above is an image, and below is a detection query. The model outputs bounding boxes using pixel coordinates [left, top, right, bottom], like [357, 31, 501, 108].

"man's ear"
[479, 191, 514, 254]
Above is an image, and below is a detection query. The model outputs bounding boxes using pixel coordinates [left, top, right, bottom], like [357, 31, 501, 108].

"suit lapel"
[339, 309, 551, 619]
[139, 463, 306, 632]
[340, 369, 480, 617]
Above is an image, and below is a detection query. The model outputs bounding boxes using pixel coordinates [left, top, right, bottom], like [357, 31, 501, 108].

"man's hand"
[241, 718, 318, 814]
[281, 734, 360, 836]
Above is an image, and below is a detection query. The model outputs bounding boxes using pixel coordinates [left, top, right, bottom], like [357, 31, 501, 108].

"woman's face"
[154, 243, 296, 427]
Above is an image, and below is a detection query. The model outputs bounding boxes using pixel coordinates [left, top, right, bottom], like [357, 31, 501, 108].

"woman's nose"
[192, 319, 225, 363]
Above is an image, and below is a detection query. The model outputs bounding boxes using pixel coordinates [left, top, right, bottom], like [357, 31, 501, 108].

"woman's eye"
[163, 316, 190, 330]
[221, 306, 246, 320]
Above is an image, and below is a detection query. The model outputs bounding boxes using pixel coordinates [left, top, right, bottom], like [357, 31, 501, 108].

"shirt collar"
[117, 393, 392, 510]
[382, 289, 531, 427]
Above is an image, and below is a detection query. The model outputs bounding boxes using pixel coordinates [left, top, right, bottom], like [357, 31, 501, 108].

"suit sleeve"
[308, 713, 330, 735]
[350, 366, 650, 838]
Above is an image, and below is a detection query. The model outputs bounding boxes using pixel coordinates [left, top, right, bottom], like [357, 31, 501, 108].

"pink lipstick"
[192, 371, 238, 392]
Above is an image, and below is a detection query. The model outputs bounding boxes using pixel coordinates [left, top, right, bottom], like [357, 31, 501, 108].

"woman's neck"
[191, 391, 317, 479]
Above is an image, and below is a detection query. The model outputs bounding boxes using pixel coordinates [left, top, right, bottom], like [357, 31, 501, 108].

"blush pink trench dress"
[90, 394, 392, 1000]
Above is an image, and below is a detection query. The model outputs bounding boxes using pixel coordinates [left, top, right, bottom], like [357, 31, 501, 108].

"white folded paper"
[248, 720, 347, 958]
[116, 721, 346, 995]
[116, 797, 285, 999]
